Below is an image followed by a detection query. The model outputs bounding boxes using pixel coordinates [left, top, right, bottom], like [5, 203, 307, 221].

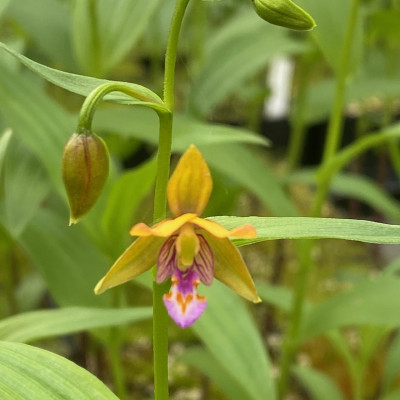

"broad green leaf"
[189, 9, 305, 116]
[296, 0, 363, 73]
[20, 209, 112, 307]
[1, 140, 50, 237]
[193, 281, 277, 400]
[94, 106, 269, 149]
[72, 0, 160, 77]
[101, 158, 157, 257]
[293, 365, 345, 400]
[6, 0, 76, 70]
[210, 216, 400, 246]
[180, 347, 251, 400]
[287, 170, 400, 222]
[95, 109, 285, 217]
[0, 306, 151, 343]
[0, 42, 163, 106]
[300, 276, 400, 340]
[201, 144, 297, 217]
[0, 341, 119, 400]
[0, 64, 74, 193]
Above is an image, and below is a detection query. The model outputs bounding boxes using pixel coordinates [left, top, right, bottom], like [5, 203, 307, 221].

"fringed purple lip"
[157, 234, 214, 328]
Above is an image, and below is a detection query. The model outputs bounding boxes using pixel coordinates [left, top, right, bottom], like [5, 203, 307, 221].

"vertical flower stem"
[278, 0, 361, 396]
[152, 1, 191, 399]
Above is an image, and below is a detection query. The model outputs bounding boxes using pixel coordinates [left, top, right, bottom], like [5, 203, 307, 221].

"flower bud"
[251, 0, 316, 31]
[62, 132, 109, 225]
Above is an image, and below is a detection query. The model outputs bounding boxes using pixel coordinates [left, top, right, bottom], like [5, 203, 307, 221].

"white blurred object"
[264, 57, 294, 120]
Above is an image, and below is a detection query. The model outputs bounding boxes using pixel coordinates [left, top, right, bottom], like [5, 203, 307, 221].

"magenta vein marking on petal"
[157, 236, 177, 283]
[193, 235, 214, 285]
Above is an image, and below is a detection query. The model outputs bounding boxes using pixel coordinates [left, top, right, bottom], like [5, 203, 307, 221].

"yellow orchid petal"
[94, 236, 166, 294]
[130, 213, 197, 237]
[192, 217, 257, 238]
[167, 145, 212, 217]
[202, 231, 260, 303]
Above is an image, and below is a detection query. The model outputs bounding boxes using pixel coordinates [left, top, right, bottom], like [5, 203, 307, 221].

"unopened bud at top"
[251, 0, 316, 31]
[62, 132, 109, 225]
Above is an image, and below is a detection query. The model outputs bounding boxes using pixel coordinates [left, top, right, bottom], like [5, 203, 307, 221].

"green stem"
[108, 329, 128, 400]
[77, 83, 166, 134]
[89, 0, 101, 77]
[152, 1, 191, 399]
[311, 0, 361, 216]
[278, 240, 313, 395]
[163, 0, 191, 111]
[278, 0, 361, 395]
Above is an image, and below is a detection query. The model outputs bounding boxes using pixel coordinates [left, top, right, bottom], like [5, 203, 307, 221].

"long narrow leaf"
[193, 281, 277, 400]
[0, 42, 163, 105]
[0, 341, 119, 400]
[210, 216, 400, 246]
[0, 307, 151, 343]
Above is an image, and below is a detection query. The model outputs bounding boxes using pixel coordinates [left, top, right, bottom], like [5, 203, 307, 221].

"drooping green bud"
[62, 132, 109, 225]
[251, 0, 316, 31]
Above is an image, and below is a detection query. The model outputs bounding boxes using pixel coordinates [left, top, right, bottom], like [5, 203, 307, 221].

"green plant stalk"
[278, 0, 361, 395]
[77, 82, 166, 134]
[89, 0, 101, 78]
[311, 0, 361, 217]
[108, 328, 128, 400]
[152, 1, 191, 399]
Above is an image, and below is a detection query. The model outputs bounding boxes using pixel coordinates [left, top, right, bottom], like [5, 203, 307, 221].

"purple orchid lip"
[163, 269, 207, 328]
[157, 233, 214, 327]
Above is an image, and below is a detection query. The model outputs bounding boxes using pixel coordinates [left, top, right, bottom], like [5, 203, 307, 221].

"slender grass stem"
[152, 1, 191, 399]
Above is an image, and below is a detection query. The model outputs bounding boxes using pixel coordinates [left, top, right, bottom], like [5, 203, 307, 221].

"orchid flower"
[95, 145, 260, 328]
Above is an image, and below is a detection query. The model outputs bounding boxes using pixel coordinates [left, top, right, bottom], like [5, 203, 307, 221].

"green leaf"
[210, 216, 400, 246]
[382, 330, 400, 393]
[0, 63, 74, 193]
[0, 128, 12, 198]
[101, 158, 157, 256]
[293, 365, 345, 400]
[180, 347, 251, 400]
[0, 41, 163, 106]
[6, 0, 76, 70]
[72, 0, 161, 76]
[287, 169, 400, 222]
[20, 209, 112, 307]
[300, 276, 400, 340]
[0, 0, 9, 16]
[94, 106, 269, 149]
[296, 0, 363, 73]
[0, 341, 119, 400]
[257, 282, 293, 311]
[1, 140, 50, 237]
[201, 144, 297, 217]
[193, 281, 277, 400]
[380, 388, 400, 400]
[189, 9, 305, 116]
[0, 306, 151, 343]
